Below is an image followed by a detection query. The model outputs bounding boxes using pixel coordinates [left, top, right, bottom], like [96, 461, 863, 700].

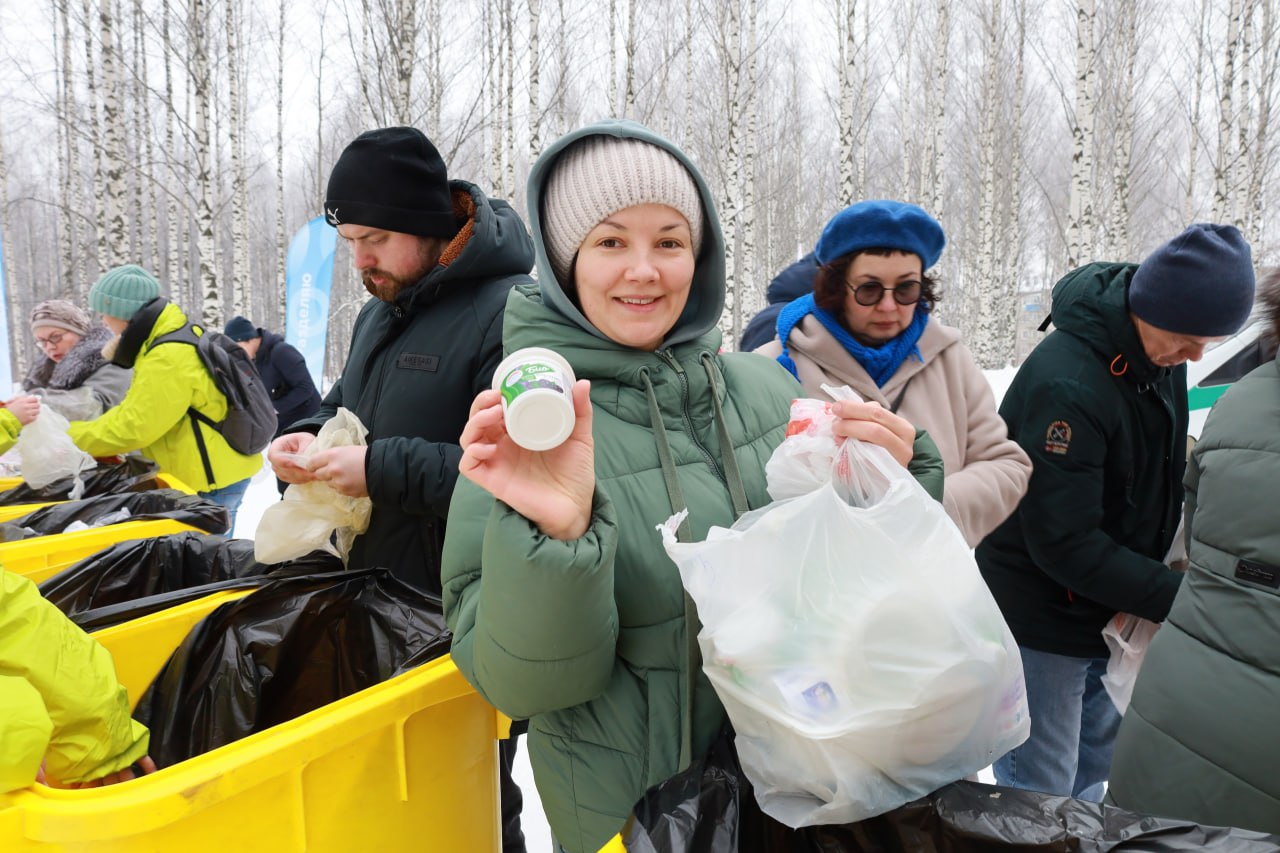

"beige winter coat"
[757, 317, 1030, 546]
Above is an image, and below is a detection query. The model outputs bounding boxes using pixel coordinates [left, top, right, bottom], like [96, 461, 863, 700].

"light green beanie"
[89, 264, 162, 320]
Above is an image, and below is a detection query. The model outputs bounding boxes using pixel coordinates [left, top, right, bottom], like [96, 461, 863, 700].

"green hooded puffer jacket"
[441, 120, 944, 852]
[1108, 351, 1280, 833]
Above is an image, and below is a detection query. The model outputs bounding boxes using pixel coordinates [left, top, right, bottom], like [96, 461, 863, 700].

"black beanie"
[224, 315, 259, 342]
[324, 127, 457, 238]
[1129, 223, 1256, 337]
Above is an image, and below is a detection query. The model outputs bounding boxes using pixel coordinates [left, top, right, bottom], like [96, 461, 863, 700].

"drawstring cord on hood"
[1110, 354, 1128, 376]
[641, 357, 751, 771]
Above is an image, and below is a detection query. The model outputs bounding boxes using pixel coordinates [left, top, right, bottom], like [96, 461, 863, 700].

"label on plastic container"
[498, 361, 568, 404]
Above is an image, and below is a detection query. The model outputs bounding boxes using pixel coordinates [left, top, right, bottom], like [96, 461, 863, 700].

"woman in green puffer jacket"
[441, 120, 945, 853]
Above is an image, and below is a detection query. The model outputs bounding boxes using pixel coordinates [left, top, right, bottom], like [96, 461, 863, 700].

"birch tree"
[528, 0, 541, 158]
[714, 0, 745, 345]
[276, 0, 287, 320]
[190, 0, 218, 321]
[1213, 0, 1244, 223]
[98, 0, 128, 268]
[1244, 0, 1279, 240]
[1065, 0, 1097, 269]
[837, 0, 858, 203]
[1106, 0, 1138, 260]
[923, 0, 950, 214]
[623, 0, 637, 118]
[227, 0, 250, 315]
[970, 0, 1007, 368]
[162, 0, 181, 290]
[57, 0, 80, 289]
[1186, 0, 1209, 222]
[82, 0, 105, 274]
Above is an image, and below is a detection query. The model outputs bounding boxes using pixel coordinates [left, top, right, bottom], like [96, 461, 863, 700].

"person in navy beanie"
[976, 223, 1256, 802]
[223, 316, 321, 439]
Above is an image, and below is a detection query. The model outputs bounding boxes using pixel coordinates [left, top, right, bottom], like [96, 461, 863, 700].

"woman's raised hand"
[459, 379, 595, 541]
[830, 398, 916, 468]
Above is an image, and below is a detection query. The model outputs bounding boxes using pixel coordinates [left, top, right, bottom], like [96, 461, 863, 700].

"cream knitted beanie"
[541, 136, 705, 284]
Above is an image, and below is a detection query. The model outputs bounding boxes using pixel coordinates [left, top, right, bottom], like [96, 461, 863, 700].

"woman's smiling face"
[572, 204, 696, 351]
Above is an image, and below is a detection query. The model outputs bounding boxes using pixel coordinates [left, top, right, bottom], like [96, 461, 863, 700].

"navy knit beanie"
[324, 127, 456, 238]
[815, 200, 946, 270]
[224, 316, 259, 342]
[1129, 224, 1255, 337]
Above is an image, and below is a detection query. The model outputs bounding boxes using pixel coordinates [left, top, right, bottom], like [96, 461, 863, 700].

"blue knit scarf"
[774, 293, 929, 387]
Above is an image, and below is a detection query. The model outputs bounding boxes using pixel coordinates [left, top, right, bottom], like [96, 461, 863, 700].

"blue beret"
[815, 200, 946, 270]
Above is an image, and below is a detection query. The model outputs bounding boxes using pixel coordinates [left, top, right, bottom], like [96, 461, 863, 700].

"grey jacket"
[1107, 350, 1280, 834]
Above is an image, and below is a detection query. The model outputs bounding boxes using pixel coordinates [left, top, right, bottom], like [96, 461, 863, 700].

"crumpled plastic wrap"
[255, 407, 373, 564]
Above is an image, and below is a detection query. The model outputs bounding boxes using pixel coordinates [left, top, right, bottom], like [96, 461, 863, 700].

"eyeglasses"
[846, 280, 923, 307]
[35, 332, 66, 349]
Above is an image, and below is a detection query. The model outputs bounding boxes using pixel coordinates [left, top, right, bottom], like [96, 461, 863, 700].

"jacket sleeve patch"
[1044, 420, 1072, 455]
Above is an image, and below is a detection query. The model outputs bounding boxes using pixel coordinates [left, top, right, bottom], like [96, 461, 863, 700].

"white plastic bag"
[1101, 613, 1160, 713]
[1100, 520, 1182, 713]
[14, 406, 96, 493]
[659, 392, 1029, 828]
[254, 408, 373, 565]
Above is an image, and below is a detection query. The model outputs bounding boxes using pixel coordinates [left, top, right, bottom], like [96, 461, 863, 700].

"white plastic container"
[492, 347, 577, 451]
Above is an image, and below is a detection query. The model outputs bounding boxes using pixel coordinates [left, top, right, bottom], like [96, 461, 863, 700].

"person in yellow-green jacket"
[66, 265, 262, 532]
[1, 568, 154, 791]
[0, 395, 41, 454]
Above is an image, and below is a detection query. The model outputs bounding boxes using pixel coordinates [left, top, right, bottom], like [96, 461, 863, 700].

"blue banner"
[284, 215, 338, 390]
[0, 227, 12, 391]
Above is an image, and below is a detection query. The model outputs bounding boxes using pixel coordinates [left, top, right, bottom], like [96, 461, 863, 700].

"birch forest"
[0, 0, 1276, 383]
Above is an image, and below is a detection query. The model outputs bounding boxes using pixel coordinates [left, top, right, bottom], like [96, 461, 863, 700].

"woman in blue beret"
[756, 200, 1031, 547]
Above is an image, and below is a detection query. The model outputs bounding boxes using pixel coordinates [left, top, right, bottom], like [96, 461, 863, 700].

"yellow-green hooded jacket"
[0, 568, 149, 790]
[68, 301, 262, 491]
[0, 409, 19, 456]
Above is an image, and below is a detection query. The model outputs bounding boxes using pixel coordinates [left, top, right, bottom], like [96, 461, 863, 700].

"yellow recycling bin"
[0, 589, 506, 851]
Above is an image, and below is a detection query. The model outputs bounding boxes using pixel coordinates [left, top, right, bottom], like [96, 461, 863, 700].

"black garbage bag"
[0, 456, 161, 505]
[0, 488, 228, 541]
[40, 531, 263, 617]
[132, 567, 451, 767]
[58, 548, 342, 632]
[624, 730, 1280, 853]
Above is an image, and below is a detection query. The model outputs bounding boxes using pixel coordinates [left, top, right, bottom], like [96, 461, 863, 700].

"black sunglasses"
[846, 280, 923, 307]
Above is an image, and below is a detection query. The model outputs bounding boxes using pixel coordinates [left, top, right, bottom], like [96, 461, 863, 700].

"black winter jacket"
[255, 330, 322, 435]
[976, 262, 1185, 657]
[291, 181, 534, 593]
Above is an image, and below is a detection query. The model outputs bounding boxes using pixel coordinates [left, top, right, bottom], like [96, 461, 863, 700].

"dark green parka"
[976, 263, 1186, 657]
[441, 120, 944, 853]
[291, 182, 534, 593]
[1108, 351, 1280, 833]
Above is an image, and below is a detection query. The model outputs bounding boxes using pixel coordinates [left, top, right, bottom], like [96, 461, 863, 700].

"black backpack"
[152, 324, 278, 479]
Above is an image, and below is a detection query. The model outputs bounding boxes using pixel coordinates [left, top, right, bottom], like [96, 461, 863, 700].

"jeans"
[993, 646, 1121, 801]
[199, 477, 252, 537]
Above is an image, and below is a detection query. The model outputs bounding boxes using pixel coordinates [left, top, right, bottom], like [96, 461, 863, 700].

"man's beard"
[361, 269, 416, 301]
[360, 240, 441, 302]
